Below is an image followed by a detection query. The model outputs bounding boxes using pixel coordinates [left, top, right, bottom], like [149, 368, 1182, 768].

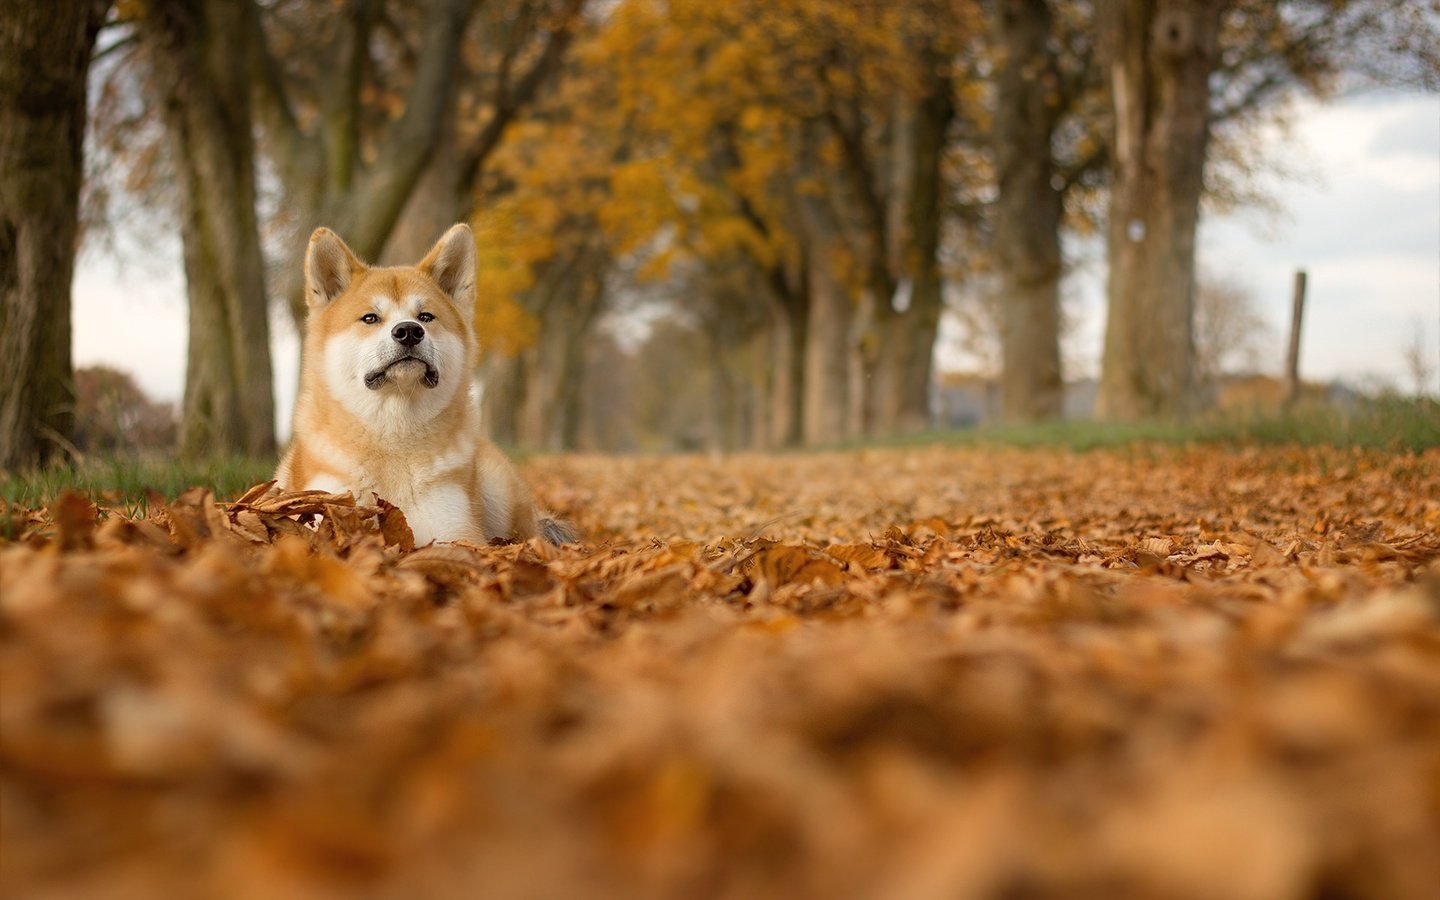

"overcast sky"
[72, 89, 1440, 432]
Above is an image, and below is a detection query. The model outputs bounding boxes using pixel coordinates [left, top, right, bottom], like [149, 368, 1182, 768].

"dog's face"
[303, 225, 477, 427]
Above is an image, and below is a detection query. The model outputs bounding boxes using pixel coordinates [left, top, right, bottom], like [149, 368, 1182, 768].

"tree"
[1193, 270, 1271, 389]
[137, 0, 276, 457]
[987, 0, 1103, 423]
[1400, 318, 1436, 400]
[865, 31, 957, 436]
[1095, 0, 1225, 420]
[1096, 0, 1440, 419]
[0, 0, 110, 471]
[252, 0, 586, 326]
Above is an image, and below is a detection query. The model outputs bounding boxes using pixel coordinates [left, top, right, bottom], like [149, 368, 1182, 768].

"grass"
[875, 397, 1440, 454]
[1, 453, 276, 512]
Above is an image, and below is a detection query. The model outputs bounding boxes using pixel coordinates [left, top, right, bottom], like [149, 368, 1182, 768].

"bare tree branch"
[458, 0, 586, 191]
[330, 0, 476, 256]
[248, 5, 306, 179]
[321, 0, 379, 195]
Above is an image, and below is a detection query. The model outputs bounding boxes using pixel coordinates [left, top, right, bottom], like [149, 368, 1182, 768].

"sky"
[71, 90, 1440, 433]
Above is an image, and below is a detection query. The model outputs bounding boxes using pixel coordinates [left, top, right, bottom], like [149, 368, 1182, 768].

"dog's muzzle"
[364, 354, 440, 390]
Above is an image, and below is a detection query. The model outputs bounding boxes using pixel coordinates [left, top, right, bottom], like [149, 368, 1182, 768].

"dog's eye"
[360, 313, 380, 325]
[417, 312, 435, 323]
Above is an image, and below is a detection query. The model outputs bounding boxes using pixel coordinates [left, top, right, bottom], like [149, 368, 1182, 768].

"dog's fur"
[274, 224, 573, 546]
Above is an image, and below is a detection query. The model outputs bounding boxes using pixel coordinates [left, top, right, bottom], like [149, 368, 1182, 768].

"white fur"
[478, 453, 514, 539]
[303, 472, 350, 495]
[320, 296, 468, 440]
[404, 482, 482, 546]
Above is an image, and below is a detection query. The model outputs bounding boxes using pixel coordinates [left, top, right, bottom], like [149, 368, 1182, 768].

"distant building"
[1210, 373, 1332, 412]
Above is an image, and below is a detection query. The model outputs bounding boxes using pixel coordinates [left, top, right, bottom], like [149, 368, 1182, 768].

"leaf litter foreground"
[3, 445, 1440, 900]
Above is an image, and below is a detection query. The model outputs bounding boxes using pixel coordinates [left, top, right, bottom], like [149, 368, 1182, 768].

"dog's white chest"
[305, 463, 479, 545]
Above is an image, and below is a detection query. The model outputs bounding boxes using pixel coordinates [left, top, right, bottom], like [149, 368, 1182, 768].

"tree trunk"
[759, 254, 808, 449]
[863, 56, 952, 438]
[881, 277, 943, 432]
[481, 351, 523, 446]
[779, 300, 808, 448]
[554, 280, 605, 450]
[706, 322, 738, 453]
[380, 113, 468, 265]
[144, 0, 276, 458]
[800, 199, 852, 446]
[892, 58, 951, 434]
[993, 0, 1065, 423]
[1097, 0, 1224, 420]
[514, 246, 606, 450]
[0, 0, 107, 471]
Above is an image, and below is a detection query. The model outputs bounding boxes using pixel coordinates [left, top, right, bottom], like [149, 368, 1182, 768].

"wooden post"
[1283, 270, 1307, 408]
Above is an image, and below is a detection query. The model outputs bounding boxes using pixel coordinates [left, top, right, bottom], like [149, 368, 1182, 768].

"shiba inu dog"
[274, 224, 574, 546]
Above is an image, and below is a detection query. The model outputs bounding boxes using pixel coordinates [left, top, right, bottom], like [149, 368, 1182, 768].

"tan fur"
[274, 224, 570, 545]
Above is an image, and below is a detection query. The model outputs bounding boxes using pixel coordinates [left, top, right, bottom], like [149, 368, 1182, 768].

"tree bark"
[143, 0, 276, 458]
[757, 254, 807, 449]
[800, 196, 852, 446]
[512, 243, 606, 450]
[993, 0, 1065, 423]
[885, 58, 952, 434]
[481, 351, 523, 446]
[380, 113, 468, 264]
[774, 291, 808, 448]
[835, 51, 951, 439]
[1097, 0, 1225, 420]
[0, 0, 107, 471]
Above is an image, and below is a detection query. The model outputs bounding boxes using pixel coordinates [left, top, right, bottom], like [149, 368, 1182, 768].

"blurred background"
[3, 0, 1438, 469]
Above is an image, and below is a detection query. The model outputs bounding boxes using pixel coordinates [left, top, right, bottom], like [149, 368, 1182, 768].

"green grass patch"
[1, 454, 277, 512]
[858, 397, 1440, 453]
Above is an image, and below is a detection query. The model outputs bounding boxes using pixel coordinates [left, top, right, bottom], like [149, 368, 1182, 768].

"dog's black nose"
[392, 321, 425, 346]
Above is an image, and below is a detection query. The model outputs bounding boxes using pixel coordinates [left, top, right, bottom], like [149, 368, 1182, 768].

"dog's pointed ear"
[305, 228, 365, 308]
[417, 223, 476, 317]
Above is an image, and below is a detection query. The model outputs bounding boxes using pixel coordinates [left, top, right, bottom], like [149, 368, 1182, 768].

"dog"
[273, 223, 574, 546]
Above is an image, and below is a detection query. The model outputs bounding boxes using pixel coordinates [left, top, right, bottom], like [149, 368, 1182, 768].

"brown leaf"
[51, 491, 98, 551]
[749, 544, 845, 587]
[826, 542, 891, 571]
[399, 544, 489, 591]
[375, 497, 415, 552]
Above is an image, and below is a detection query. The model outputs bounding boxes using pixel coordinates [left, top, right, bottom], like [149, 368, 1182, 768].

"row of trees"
[477, 0, 1438, 450]
[2, 0, 1437, 467]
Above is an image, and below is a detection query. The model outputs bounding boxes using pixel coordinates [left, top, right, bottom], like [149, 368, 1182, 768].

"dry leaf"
[3, 446, 1439, 900]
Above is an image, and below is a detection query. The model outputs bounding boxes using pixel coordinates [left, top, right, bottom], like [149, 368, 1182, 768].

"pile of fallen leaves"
[3, 445, 1439, 900]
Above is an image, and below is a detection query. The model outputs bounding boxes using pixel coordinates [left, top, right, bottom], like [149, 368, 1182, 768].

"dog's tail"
[538, 514, 578, 545]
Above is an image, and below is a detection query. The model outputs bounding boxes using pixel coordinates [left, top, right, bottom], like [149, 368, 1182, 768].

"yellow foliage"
[471, 200, 539, 357]
[477, 0, 982, 312]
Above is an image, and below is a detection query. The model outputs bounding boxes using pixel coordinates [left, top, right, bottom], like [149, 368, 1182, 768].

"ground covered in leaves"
[3, 445, 1439, 900]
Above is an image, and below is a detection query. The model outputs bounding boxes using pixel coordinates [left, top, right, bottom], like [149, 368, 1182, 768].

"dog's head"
[303, 224, 477, 424]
